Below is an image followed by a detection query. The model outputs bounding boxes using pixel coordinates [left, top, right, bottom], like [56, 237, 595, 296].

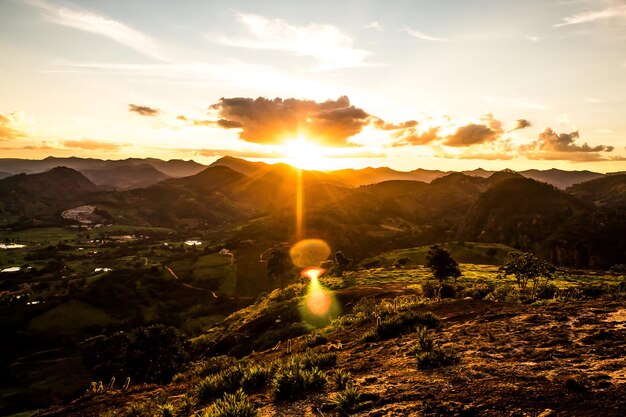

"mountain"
[81, 164, 170, 190]
[0, 157, 206, 178]
[520, 168, 603, 189]
[209, 155, 271, 176]
[0, 166, 97, 200]
[568, 173, 626, 210]
[0, 171, 11, 179]
[0, 167, 98, 227]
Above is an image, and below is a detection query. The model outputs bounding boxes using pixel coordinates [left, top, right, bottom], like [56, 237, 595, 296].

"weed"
[333, 369, 352, 390]
[272, 365, 327, 401]
[202, 389, 258, 417]
[362, 310, 440, 342]
[241, 364, 271, 392]
[195, 365, 245, 404]
[331, 383, 362, 414]
[304, 333, 328, 348]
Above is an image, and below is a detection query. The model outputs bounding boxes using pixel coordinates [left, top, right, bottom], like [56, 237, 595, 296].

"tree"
[267, 248, 292, 289]
[334, 251, 352, 276]
[426, 246, 461, 283]
[499, 251, 555, 300]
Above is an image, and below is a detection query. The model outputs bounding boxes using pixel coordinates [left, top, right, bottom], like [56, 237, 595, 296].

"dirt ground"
[41, 295, 626, 416]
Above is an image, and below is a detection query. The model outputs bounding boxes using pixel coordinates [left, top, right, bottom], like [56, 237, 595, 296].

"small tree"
[499, 251, 555, 300]
[267, 248, 292, 289]
[426, 246, 461, 283]
[334, 251, 352, 276]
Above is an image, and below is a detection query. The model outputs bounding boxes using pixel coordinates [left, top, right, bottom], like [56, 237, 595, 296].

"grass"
[413, 327, 460, 369]
[362, 310, 441, 342]
[203, 389, 257, 417]
[331, 383, 362, 414]
[29, 300, 117, 334]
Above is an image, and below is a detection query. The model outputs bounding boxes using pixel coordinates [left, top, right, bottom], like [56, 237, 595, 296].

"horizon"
[2, 0, 626, 172]
[2, 154, 624, 175]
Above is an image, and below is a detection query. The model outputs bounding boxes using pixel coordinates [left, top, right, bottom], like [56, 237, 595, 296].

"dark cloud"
[177, 115, 243, 129]
[209, 95, 371, 146]
[444, 114, 504, 147]
[0, 112, 24, 140]
[129, 104, 159, 116]
[392, 127, 441, 146]
[445, 123, 500, 147]
[524, 128, 613, 153]
[62, 139, 126, 151]
[512, 119, 532, 131]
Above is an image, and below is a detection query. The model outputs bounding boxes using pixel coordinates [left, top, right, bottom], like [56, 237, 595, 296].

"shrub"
[241, 364, 271, 392]
[461, 283, 495, 299]
[84, 324, 189, 384]
[485, 284, 520, 303]
[422, 282, 456, 299]
[415, 346, 459, 369]
[304, 333, 328, 348]
[158, 403, 175, 417]
[331, 383, 361, 413]
[195, 365, 245, 404]
[363, 310, 441, 342]
[203, 389, 258, 417]
[173, 356, 238, 382]
[272, 365, 327, 401]
[536, 283, 559, 300]
[333, 369, 352, 390]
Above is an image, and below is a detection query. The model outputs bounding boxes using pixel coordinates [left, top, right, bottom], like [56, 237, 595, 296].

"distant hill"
[0, 166, 97, 200]
[520, 168, 603, 189]
[0, 167, 98, 226]
[0, 171, 11, 179]
[568, 173, 626, 210]
[82, 164, 170, 190]
[0, 157, 206, 178]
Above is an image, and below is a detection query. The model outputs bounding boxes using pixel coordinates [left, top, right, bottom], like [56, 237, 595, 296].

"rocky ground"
[41, 290, 626, 416]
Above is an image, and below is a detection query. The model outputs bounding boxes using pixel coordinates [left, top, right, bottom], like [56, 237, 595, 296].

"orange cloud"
[62, 139, 126, 151]
[0, 112, 25, 140]
[209, 96, 371, 146]
[129, 104, 159, 116]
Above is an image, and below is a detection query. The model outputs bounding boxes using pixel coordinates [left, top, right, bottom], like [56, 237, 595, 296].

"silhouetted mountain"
[0, 157, 206, 178]
[82, 164, 170, 190]
[0, 171, 11, 179]
[209, 155, 270, 176]
[520, 168, 603, 189]
[568, 173, 626, 209]
[0, 166, 97, 200]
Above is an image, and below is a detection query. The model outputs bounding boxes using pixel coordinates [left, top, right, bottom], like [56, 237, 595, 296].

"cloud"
[519, 128, 619, 161]
[364, 21, 383, 31]
[392, 127, 441, 146]
[525, 128, 613, 153]
[177, 115, 243, 129]
[129, 104, 159, 116]
[209, 95, 371, 146]
[554, 5, 626, 27]
[445, 114, 504, 147]
[401, 27, 447, 41]
[62, 139, 126, 151]
[26, 0, 165, 60]
[511, 119, 532, 131]
[215, 12, 370, 70]
[0, 112, 25, 140]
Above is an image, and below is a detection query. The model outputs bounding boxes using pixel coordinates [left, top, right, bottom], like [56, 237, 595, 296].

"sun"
[282, 136, 332, 170]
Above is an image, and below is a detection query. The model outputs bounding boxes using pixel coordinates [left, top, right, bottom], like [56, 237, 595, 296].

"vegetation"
[500, 251, 555, 300]
[413, 327, 460, 369]
[426, 245, 461, 283]
[203, 389, 258, 417]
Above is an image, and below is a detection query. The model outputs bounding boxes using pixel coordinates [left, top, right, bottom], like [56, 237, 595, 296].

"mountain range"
[0, 156, 624, 270]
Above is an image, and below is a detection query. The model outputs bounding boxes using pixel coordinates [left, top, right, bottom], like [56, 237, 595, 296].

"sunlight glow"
[282, 136, 332, 170]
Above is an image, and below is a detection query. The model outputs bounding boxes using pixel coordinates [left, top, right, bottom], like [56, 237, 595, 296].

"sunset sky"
[1, 0, 625, 172]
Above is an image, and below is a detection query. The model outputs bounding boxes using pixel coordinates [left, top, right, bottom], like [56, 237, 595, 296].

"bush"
[485, 284, 520, 303]
[536, 283, 559, 300]
[422, 282, 456, 299]
[363, 310, 441, 342]
[272, 365, 327, 401]
[331, 383, 361, 413]
[461, 283, 495, 299]
[304, 333, 328, 348]
[333, 369, 352, 390]
[173, 356, 238, 382]
[203, 389, 258, 417]
[415, 346, 460, 369]
[84, 324, 189, 384]
[195, 366, 245, 404]
[241, 364, 271, 392]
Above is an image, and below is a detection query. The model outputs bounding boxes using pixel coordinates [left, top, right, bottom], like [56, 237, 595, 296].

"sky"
[0, 0, 625, 172]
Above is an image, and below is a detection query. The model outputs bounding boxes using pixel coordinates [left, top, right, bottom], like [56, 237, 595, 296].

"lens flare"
[300, 266, 340, 326]
[289, 239, 331, 268]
